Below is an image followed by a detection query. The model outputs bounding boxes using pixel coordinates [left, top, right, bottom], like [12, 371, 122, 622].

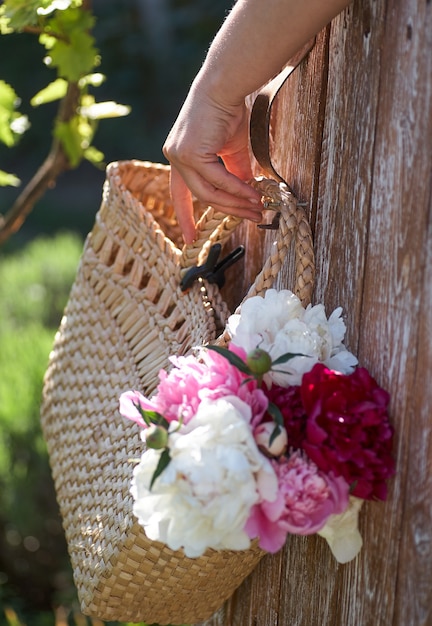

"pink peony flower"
[245, 451, 349, 552]
[300, 364, 395, 500]
[121, 347, 268, 427]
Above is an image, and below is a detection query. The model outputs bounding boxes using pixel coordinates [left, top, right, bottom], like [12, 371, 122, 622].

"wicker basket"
[40, 159, 314, 624]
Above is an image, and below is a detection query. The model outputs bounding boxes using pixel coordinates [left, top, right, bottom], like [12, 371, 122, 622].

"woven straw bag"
[40, 160, 314, 625]
[40, 47, 316, 626]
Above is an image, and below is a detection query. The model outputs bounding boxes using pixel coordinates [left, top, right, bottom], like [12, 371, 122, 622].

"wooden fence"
[201, 0, 432, 624]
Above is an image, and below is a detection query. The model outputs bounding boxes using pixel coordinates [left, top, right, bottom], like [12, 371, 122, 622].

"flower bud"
[254, 421, 288, 457]
[246, 348, 272, 376]
[145, 424, 169, 450]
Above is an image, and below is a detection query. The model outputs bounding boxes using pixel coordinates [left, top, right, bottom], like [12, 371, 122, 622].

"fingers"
[170, 162, 264, 244]
[170, 167, 197, 244]
[175, 159, 262, 212]
[210, 202, 264, 223]
[163, 94, 264, 240]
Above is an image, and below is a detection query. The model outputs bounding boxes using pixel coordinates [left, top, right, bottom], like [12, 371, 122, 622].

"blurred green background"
[0, 1, 231, 624]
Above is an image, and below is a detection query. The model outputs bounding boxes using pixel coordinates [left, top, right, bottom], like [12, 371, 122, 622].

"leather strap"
[249, 38, 316, 189]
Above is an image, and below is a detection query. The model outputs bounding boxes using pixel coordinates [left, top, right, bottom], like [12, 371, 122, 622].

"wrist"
[191, 64, 247, 111]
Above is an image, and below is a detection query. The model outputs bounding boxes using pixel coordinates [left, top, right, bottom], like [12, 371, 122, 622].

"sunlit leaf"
[0, 81, 28, 145]
[0, 170, 21, 187]
[76, 116, 94, 142]
[39, 32, 56, 51]
[83, 145, 105, 165]
[44, 34, 99, 80]
[0, 115, 15, 146]
[79, 101, 131, 120]
[31, 78, 68, 106]
[0, 80, 17, 110]
[0, 111, 27, 146]
[79, 72, 106, 88]
[37, 0, 73, 16]
[0, 0, 41, 30]
[40, 8, 99, 81]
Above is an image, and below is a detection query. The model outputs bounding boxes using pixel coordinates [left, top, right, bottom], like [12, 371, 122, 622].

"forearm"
[163, 0, 351, 242]
[194, 0, 351, 106]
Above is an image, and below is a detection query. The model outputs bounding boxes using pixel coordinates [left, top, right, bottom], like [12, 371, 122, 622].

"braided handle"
[245, 177, 314, 307]
[180, 208, 242, 269]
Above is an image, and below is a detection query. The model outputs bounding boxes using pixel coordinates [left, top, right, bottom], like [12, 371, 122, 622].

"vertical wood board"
[201, 0, 432, 623]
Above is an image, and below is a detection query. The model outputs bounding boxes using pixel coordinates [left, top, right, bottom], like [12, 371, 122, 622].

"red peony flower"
[300, 364, 395, 500]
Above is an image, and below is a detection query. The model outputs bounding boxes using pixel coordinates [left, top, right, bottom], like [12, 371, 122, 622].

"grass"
[0, 232, 189, 626]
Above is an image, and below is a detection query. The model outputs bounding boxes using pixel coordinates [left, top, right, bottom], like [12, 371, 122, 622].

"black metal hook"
[180, 244, 245, 292]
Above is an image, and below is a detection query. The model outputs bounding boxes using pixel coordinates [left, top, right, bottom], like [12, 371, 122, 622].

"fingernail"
[249, 198, 260, 205]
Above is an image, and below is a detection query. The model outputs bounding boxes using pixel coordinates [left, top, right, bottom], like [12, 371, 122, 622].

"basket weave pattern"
[40, 160, 315, 624]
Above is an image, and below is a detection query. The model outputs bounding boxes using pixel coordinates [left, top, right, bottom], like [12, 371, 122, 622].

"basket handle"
[247, 177, 315, 307]
[180, 210, 242, 270]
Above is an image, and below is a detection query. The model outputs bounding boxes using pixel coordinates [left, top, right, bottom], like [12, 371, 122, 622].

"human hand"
[163, 87, 263, 244]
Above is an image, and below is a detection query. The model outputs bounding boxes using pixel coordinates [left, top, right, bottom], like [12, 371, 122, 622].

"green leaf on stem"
[150, 448, 171, 490]
[0, 170, 20, 187]
[83, 145, 104, 165]
[42, 9, 99, 81]
[31, 78, 68, 106]
[133, 403, 169, 430]
[206, 345, 252, 375]
[271, 352, 306, 366]
[269, 425, 282, 447]
[267, 401, 285, 428]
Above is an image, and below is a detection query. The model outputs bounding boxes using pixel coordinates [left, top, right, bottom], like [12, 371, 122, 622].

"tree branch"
[0, 82, 80, 246]
[22, 25, 69, 42]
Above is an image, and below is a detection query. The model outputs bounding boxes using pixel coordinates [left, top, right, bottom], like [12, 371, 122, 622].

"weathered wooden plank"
[399, 199, 432, 626]
[307, 5, 391, 625]
[358, 0, 432, 624]
[201, 0, 432, 623]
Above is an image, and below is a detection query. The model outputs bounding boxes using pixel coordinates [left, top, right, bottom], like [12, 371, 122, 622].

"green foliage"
[0, 80, 28, 147]
[0, 231, 83, 327]
[0, 170, 20, 186]
[0, 79, 28, 185]
[0, 232, 187, 626]
[0, 0, 83, 32]
[39, 8, 98, 81]
[31, 78, 68, 105]
[0, 0, 129, 188]
[0, 0, 42, 31]
[0, 232, 82, 618]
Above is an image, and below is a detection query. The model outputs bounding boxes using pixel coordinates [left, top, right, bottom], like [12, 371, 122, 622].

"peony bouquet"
[119, 289, 395, 563]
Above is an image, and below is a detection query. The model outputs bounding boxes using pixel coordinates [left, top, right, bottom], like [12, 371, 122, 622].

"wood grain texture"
[200, 0, 432, 623]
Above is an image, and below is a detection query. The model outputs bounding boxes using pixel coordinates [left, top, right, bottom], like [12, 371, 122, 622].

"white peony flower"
[227, 289, 304, 353]
[131, 397, 278, 557]
[227, 289, 358, 387]
[317, 496, 364, 563]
